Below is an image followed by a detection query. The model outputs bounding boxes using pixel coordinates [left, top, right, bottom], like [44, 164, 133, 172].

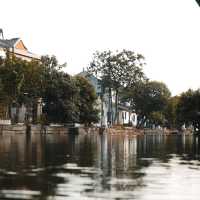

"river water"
[0, 132, 199, 199]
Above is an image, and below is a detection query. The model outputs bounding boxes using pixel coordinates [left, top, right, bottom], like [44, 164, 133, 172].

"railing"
[0, 119, 11, 125]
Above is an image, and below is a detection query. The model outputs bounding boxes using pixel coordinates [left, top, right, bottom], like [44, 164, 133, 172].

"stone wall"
[0, 124, 78, 134]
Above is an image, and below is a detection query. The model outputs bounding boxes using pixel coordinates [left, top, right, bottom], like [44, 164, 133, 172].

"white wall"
[0, 49, 6, 58]
[118, 111, 137, 126]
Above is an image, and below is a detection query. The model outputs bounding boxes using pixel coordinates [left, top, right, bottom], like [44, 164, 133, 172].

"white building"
[78, 71, 137, 127]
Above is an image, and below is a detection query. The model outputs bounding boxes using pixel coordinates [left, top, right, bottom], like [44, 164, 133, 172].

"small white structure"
[78, 71, 138, 127]
[118, 105, 137, 126]
[0, 119, 11, 125]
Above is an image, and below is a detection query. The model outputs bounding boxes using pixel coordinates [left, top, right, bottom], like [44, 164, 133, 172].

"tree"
[196, 0, 200, 6]
[42, 72, 79, 124]
[0, 54, 44, 122]
[123, 81, 171, 128]
[176, 89, 200, 132]
[74, 76, 99, 125]
[165, 96, 180, 128]
[0, 79, 8, 118]
[149, 111, 165, 127]
[0, 54, 99, 126]
[88, 49, 146, 125]
[40, 56, 79, 124]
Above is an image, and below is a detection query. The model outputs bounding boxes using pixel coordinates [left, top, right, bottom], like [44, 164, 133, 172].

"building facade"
[0, 36, 40, 61]
[78, 71, 137, 127]
[0, 32, 42, 124]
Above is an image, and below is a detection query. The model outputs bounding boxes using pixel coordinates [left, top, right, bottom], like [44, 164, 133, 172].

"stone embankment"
[0, 124, 73, 134]
[0, 124, 194, 135]
[107, 126, 144, 135]
[106, 126, 194, 135]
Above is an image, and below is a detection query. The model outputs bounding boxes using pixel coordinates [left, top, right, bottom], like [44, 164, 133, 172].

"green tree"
[88, 49, 146, 125]
[40, 55, 79, 124]
[123, 81, 171, 128]
[149, 111, 165, 127]
[176, 89, 200, 132]
[0, 54, 44, 122]
[42, 72, 79, 124]
[74, 76, 99, 125]
[0, 79, 8, 118]
[165, 96, 180, 128]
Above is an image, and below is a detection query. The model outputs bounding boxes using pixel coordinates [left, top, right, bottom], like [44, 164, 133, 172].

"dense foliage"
[176, 89, 200, 131]
[122, 81, 171, 128]
[0, 54, 99, 125]
[88, 49, 200, 130]
[74, 76, 99, 125]
[164, 96, 180, 129]
[1, 50, 200, 131]
[88, 50, 146, 124]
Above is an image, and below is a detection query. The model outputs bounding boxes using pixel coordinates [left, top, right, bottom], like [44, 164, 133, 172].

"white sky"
[1, 0, 200, 96]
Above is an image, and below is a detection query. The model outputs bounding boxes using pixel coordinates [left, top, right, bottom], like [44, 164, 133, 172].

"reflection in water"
[0, 132, 199, 199]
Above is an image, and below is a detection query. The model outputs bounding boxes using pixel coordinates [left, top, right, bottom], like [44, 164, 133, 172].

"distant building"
[77, 71, 137, 127]
[0, 30, 42, 124]
[0, 32, 40, 61]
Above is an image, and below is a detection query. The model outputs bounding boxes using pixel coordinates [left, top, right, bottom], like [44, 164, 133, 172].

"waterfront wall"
[0, 124, 101, 135]
[0, 125, 70, 134]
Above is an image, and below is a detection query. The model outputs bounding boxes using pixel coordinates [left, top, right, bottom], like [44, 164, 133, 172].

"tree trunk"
[108, 87, 112, 126]
[136, 115, 146, 129]
[128, 112, 131, 125]
[100, 94, 104, 127]
[110, 89, 113, 125]
[15, 104, 19, 124]
[115, 89, 119, 125]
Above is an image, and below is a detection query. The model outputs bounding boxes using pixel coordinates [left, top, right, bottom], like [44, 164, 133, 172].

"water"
[0, 132, 199, 199]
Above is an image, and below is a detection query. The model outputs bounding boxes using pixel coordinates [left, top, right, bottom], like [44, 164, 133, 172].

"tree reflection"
[0, 132, 199, 199]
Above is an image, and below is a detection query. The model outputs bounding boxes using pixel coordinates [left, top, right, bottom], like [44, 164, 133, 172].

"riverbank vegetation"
[122, 79, 200, 132]
[0, 53, 99, 125]
[88, 50, 146, 125]
[0, 50, 200, 132]
[88, 50, 200, 132]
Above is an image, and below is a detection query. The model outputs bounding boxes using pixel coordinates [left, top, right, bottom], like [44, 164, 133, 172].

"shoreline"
[0, 124, 195, 135]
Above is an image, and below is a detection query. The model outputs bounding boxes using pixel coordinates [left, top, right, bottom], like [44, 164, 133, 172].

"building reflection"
[0, 132, 199, 199]
[97, 134, 138, 177]
[137, 134, 200, 162]
[0, 133, 198, 169]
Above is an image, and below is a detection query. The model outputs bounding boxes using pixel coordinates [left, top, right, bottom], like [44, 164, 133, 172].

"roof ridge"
[0, 37, 20, 48]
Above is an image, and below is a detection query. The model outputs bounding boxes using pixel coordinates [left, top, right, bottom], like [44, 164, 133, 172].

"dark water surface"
[0, 132, 200, 199]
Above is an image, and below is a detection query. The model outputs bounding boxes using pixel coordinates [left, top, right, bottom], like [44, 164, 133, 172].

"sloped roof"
[78, 71, 101, 81]
[77, 71, 91, 77]
[0, 39, 10, 48]
[0, 38, 20, 48]
[0, 37, 39, 60]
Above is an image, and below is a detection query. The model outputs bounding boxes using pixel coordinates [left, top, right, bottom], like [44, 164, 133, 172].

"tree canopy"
[88, 50, 146, 89]
[0, 54, 99, 125]
[74, 76, 99, 125]
[176, 89, 200, 131]
[122, 81, 171, 127]
[164, 96, 180, 129]
[88, 49, 146, 124]
[0, 54, 44, 106]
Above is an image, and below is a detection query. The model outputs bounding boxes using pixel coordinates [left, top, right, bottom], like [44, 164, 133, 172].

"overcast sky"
[1, 0, 200, 96]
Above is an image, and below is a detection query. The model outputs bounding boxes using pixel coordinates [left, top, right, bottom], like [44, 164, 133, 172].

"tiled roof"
[0, 38, 40, 60]
[0, 40, 10, 48]
[0, 38, 19, 48]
